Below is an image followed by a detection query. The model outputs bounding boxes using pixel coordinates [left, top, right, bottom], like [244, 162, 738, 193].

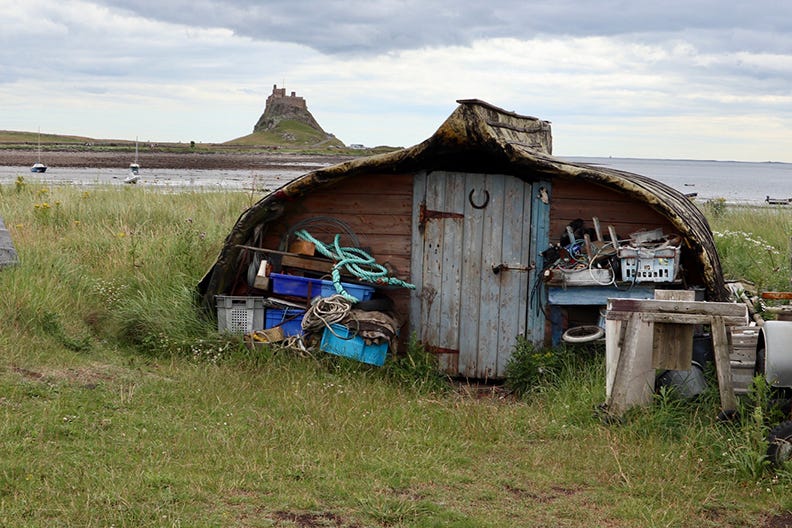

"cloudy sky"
[3, 1, 792, 161]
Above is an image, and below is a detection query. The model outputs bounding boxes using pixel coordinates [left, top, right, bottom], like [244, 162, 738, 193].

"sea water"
[563, 157, 792, 205]
[2, 157, 791, 204]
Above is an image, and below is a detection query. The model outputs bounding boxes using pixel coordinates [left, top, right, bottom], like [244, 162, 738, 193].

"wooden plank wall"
[550, 179, 675, 244]
[260, 172, 415, 321]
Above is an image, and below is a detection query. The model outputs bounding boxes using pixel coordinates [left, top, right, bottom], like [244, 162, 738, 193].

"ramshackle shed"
[198, 99, 727, 379]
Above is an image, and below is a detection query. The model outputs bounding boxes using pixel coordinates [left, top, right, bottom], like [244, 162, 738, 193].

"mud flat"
[0, 149, 352, 171]
[0, 150, 355, 189]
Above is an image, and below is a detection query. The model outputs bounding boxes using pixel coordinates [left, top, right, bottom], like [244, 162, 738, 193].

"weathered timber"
[606, 295, 747, 416]
[761, 291, 792, 300]
[606, 312, 654, 416]
[235, 245, 335, 274]
[652, 290, 695, 371]
[711, 315, 737, 411]
[730, 326, 760, 395]
[639, 313, 748, 326]
[608, 298, 746, 317]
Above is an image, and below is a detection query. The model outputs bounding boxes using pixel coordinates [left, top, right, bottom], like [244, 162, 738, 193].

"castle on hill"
[266, 85, 307, 111]
[253, 84, 328, 136]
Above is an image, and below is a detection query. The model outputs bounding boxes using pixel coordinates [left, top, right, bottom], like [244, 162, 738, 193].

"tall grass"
[703, 201, 792, 291]
[0, 184, 791, 526]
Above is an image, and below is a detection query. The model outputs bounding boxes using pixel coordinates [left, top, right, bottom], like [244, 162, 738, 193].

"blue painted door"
[411, 171, 548, 378]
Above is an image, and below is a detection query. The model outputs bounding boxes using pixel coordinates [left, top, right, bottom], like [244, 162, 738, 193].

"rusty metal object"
[418, 201, 463, 230]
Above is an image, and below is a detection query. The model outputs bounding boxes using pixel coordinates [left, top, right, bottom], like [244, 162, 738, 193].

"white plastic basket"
[618, 246, 679, 283]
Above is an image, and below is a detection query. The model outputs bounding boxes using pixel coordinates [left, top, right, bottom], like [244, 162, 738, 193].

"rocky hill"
[227, 85, 344, 148]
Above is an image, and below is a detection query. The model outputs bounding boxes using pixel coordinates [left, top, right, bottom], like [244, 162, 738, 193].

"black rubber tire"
[767, 420, 792, 467]
[562, 325, 605, 343]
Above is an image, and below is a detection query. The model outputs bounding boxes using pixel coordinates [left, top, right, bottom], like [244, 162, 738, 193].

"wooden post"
[592, 217, 602, 241]
[607, 312, 655, 416]
[652, 290, 695, 370]
[605, 308, 654, 413]
[711, 315, 737, 412]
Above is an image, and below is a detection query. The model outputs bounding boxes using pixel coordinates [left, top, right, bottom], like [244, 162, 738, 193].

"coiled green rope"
[295, 229, 415, 301]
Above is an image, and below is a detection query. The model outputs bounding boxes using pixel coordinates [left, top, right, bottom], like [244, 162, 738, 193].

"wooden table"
[605, 294, 748, 416]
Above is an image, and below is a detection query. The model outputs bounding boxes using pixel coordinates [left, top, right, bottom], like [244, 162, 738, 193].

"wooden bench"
[605, 291, 748, 416]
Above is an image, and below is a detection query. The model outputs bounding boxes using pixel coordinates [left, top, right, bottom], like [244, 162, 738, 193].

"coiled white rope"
[301, 294, 356, 337]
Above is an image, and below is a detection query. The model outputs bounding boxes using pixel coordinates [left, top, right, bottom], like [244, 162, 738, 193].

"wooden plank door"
[411, 171, 534, 378]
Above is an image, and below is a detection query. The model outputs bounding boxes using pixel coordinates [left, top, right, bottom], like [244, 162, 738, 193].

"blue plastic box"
[320, 324, 388, 366]
[264, 308, 305, 336]
[270, 273, 374, 302]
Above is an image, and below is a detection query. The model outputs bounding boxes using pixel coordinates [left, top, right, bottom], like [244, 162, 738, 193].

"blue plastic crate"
[264, 308, 305, 336]
[270, 273, 374, 302]
[320, 324, 388, 366]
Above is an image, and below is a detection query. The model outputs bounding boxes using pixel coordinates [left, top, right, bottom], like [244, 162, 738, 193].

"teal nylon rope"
[295, 229, 415, 301]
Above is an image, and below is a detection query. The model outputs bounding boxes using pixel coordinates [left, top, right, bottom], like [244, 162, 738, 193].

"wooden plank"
[300, 194, 413, 215]
[605, 317, 622, 398]
[495, 175, 530, 376]
[459, 172, 484, 377]
[477, 174, 506, 379]
[638, 312, 748, 326]
[609, 298, 748, 318]
[421, 173, 446, 369]
[280, 254, 335, 274]
[761, 292, 792, 300]
[266, 213, 412, 237]
[438, 172, 465, 364]
[262, 230, 412, 259]
[712, 315, 737, 413]
[652, 290, 695, 370]
[409, 171, 427, 351]
[606, 312, 655, 415]
[548, 285, 655, 305]
[526, 181, 552, 345]
[306, 172, 414, 196]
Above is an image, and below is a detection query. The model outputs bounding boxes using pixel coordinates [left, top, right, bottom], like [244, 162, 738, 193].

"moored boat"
[30, 128, 47, 173]
[125, 137, 140, 183]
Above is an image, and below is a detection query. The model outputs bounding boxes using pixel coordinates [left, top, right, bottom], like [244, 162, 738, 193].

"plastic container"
[216, 296, 265, 334]
[618, 245, 679, 283]
[320, 324, 388, 366]
[264, 308, 306, 337]
[270, 273, 374, 301]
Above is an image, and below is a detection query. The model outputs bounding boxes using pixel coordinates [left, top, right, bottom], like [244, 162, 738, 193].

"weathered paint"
[412, 171, 535, 378]
[526, 181, 551, 346]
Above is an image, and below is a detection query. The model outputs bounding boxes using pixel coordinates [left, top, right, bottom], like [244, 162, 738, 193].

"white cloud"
[2, 0, 792, 160]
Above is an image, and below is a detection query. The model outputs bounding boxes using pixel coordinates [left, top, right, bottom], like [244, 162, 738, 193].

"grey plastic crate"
[216, 296, 265, 334]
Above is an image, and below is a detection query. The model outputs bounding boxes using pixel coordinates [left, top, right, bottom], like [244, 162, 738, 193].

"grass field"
[0, 183, 791, 527]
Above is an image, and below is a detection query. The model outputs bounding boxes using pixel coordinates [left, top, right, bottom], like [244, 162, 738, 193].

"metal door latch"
[492, 263, 534, 274]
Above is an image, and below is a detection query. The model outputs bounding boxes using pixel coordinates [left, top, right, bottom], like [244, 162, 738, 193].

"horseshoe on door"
[468, 189, 490, 209]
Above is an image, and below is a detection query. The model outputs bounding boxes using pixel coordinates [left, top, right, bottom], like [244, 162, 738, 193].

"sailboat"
[30, 128, 47, 173]
[124, 137, 141, 184]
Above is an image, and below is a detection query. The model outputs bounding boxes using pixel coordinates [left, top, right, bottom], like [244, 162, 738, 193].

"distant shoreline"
[0, 149, 353, 171]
